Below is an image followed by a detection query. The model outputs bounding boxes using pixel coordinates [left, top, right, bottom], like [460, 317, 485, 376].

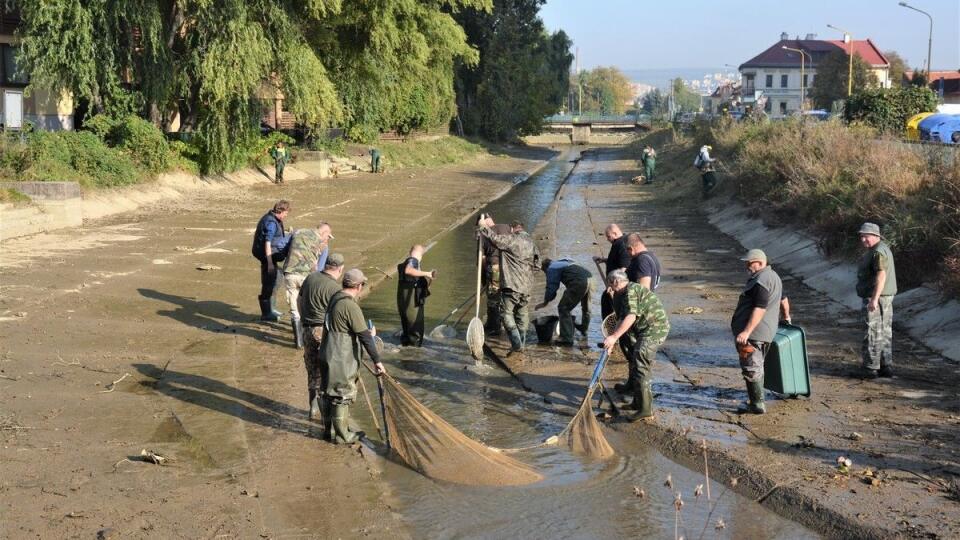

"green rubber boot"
[628, 378, 654, 419]
[331, 403, 364, 444]
[738, 379, 766, 414]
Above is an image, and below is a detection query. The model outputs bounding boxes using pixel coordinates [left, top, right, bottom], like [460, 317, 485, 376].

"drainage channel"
[354, 148, 818, 539]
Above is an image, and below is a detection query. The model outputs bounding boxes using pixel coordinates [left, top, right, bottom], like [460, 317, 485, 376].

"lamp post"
[782, 46, 811, 114]
[899, 1, 933, 77]
[827, 24, 854, 96]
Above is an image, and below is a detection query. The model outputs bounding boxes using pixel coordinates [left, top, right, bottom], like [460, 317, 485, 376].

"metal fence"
[544, 113, 651, 124]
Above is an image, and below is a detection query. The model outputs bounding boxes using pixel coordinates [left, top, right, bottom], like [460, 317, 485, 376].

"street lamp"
[827, 24, 854, 96]
[899, 1, 933, 77]
[782, 46, 811, 113]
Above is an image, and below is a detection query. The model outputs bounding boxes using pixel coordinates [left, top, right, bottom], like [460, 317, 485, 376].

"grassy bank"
[0, 187, 30, 205]
[374, 136, 485, 169]
[682, 119, 960, 296]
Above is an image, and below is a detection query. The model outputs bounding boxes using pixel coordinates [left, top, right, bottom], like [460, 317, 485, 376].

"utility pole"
[782, 46, 811, 113]
[899, 2, 934, 78]
[576, 47, 582, 116]
[827, 24, 854, 96]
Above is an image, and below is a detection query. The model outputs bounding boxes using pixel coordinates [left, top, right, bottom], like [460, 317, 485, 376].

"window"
[765, 74, 773, 88]
[803, 74, 809, 88]
[744, 74, 755, 90]
[779, 101, 788, 115]
[781, 74, 788, 88]
[1, 45, 28, 86]
[809, 74, 814, 85]
[764, 99, 772, 113]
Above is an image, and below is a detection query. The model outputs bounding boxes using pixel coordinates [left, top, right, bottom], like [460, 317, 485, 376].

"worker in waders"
[694, 144, 717, 195]
[270, 141, 289, 184]
[535, 258, 594, 346]
[370, 147, 382, 173]
[601, 269, 670, 419]
[297, 252, 345, 428]
[478, 217, 541, 357]
[397, 244, 437, 347]
[641, 145, 657, 184]
[319, 269, 385, 444]
[593, 223, 631, 320]
[481, 215, 513, 335]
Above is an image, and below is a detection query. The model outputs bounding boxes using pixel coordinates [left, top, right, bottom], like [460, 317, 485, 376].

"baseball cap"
[858, 222, 882, 238]
[739, 249, 767, 264]
[324, 253, 345, 268]
[342, 268, 368, 288]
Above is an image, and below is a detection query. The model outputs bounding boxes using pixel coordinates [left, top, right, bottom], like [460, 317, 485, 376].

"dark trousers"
[397, 282, 424, 346]
[257, 253, 284, 301]
[701, 171, 718, 195]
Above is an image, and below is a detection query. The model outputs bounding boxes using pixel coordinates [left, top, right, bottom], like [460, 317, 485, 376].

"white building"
[739, 32, 890, 117]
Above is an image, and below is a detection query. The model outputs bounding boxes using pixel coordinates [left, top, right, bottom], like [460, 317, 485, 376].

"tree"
[671, 78, 702, 112]
[809, 49, 878, 110]
[574, 66, 633, 115]
[454, 0, 573, 140]
[642, 88, 668, 117]
[884, 50, 909, 87]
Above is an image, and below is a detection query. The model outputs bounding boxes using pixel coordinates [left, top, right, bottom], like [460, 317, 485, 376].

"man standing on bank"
[641, 145, 657, 184]
[478, 217, 541, 357]
[320, 269, 386, 444]
[298, 252, 345, 427]
[601, 269, 671, 418]
[730, 249, 790, 414]
[856, 222, 897, 379]
[397, 244, 437, 347]
[535, 258, 594, 346]
[270, 141, 289, 184]
[251, 200, 290, 321]
[625, 233, 662, 291]
[593, 224, 632, 320]
[481, 215, 514, 335]
[283, 222, 333, 348]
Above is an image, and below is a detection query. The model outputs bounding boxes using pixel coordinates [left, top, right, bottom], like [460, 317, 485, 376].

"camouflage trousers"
[862, 296, 893, 370]
[484, 263, 502, 331]
[303, 326, 325, 391]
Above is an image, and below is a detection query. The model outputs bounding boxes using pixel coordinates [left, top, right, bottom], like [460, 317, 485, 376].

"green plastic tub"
[764, 323, 811, 397]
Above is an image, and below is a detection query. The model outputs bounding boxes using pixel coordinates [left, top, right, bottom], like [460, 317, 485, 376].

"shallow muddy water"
[356, 149, 818, 539]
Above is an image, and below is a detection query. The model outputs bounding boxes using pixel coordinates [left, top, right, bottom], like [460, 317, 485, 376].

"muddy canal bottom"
[352, 149, 817, 539]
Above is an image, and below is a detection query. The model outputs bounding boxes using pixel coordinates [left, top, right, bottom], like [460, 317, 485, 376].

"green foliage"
[376, 136, 484, 168]
[809, 50, 878, 110]
[24, 130, 141, 188]
[884, 50, 908, 87]
[0, 188, 31, 205]
[671, 78, 702, 113]
[454, 0, 573, 140]
[844, 86, 939, 134]
[308, 135, 347, 155]
[575, 67, 634, 115]
[643, 89, 668, 117]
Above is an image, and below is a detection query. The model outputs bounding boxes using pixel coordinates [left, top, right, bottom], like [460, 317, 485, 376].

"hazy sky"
[539, 0, 960, 71]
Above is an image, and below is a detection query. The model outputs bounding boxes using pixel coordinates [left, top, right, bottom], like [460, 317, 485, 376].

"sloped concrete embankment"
[706, 199, 960, 362]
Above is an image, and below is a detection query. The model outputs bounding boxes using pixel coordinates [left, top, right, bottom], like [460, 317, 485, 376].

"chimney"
[805, 33, 817, 40]
[780, 32, 789, 40]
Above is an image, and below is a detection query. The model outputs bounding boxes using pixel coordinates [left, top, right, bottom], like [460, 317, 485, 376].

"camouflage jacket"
[479, 227, 540, 296]
[614, 282, 670, 343]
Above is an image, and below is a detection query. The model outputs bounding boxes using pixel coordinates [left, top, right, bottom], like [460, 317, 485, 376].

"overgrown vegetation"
[691, 118, 960, 296]
[809, 50, 878, 110]
[376, 137, 485, 169]
[0, 187, 30, 205]
[845, 86, 939, 134]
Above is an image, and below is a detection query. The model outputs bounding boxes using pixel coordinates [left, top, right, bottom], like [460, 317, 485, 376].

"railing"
[544, 113, 651, 124]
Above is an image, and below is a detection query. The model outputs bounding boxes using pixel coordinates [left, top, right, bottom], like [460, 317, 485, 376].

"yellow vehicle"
[906, 112, 934, 141]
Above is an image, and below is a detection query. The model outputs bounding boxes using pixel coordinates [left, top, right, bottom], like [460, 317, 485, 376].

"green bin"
[763, 323, 811, 397]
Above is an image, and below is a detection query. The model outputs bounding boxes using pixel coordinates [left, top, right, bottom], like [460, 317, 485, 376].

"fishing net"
[558, 385, 615, 458]
[601, 314, 624, 362]
[379, 373, 543, 486]
[465, 317, 485, 361]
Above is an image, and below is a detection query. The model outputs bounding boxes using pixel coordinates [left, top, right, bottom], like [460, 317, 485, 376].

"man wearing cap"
[535, 258, 594, 346]
[481, 215, 514, 334]
[397, 244, 437, 347]
[298, 253, 345, 426]
[856, 222, 897, 378]
[601, 269, 671, 418]
[478, 217, 541, 356]
[695, 144, 718, 195]
[730, 249, 790, 414]
[320, 268, 385, 444]
[283, 222, 333, 348]
[593, 224, 632, 320]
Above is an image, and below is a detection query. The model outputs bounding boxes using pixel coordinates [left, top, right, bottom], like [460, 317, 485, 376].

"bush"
[24, 130, 141, 188]
[308, 134, 346, 155]
[0, 187, 30, 205]
[844, 86, 939, 134]
[85, 114, 172, 173]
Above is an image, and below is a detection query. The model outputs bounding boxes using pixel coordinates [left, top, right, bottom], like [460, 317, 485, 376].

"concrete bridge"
[534, 113, 652, 145]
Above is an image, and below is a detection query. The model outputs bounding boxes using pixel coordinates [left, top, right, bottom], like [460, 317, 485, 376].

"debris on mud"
[674, 306, 704, 315]
[139, 449, 170, 465]
[195, 264, 221, 271]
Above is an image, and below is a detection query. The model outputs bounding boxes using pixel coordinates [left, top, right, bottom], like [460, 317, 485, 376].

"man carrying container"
[534, 258, 594, 346]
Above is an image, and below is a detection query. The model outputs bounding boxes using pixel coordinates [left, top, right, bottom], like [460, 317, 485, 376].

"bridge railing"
[544, 113, 651, 124]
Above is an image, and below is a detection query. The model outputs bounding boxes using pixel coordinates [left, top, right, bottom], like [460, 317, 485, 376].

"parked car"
[906, 112, 934, 141]
[917, 114, 954, 142]
[929, 116, 960, 144]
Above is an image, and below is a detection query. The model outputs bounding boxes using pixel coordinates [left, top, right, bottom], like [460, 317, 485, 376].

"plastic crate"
[764, 323, 811, 397]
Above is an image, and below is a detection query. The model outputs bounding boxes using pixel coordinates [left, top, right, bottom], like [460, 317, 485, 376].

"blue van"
[929, 116, 960, 144]
[917, 114, 953, 142]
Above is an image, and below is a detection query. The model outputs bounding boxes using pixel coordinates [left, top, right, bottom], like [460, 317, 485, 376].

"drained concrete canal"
[355, 148, 818, 539]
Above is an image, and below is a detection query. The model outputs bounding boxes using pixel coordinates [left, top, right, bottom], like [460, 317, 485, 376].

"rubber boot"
[292, 318, 304, 349]
[737, 379, 766, 414]
[505, 328, 524, 356]
[331, 403, 364, 444]
[259, 297, 279, 322]
[269, 296, 283, 319]
[614, 377, 638, 394]
[321, 396, 334, 441]
[627, 379, 654, 418]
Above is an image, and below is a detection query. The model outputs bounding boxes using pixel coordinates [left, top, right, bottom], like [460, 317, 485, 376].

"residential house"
[704, 82, 741, 115]
[739, 32, 890, 117]
[904, 70, 960, 105]
[0, 8, 74, 130]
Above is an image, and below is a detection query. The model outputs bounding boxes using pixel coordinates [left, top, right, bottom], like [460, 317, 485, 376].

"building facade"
[740, 33, 890, 117]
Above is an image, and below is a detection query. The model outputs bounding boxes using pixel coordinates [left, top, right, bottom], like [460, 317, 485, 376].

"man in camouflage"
[856, 222, 897, 378]
[481, 214, 514, 335]
[320, 269, 385, 444]
[478, 216, 541, 356]
[601, 269, 670, 418]
[282, 222, 333, 348]
[297, 252, 345, 427]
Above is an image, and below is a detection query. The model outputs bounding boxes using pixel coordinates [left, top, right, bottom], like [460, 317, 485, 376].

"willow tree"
[17, 0, 342, 172]
[310, 0, 489, 141]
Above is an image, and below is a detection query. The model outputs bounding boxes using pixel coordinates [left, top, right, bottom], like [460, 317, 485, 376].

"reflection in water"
[356, 150, 817, 539]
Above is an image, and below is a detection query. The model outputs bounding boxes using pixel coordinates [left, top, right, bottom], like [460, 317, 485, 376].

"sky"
[539, 0, 960, 71]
